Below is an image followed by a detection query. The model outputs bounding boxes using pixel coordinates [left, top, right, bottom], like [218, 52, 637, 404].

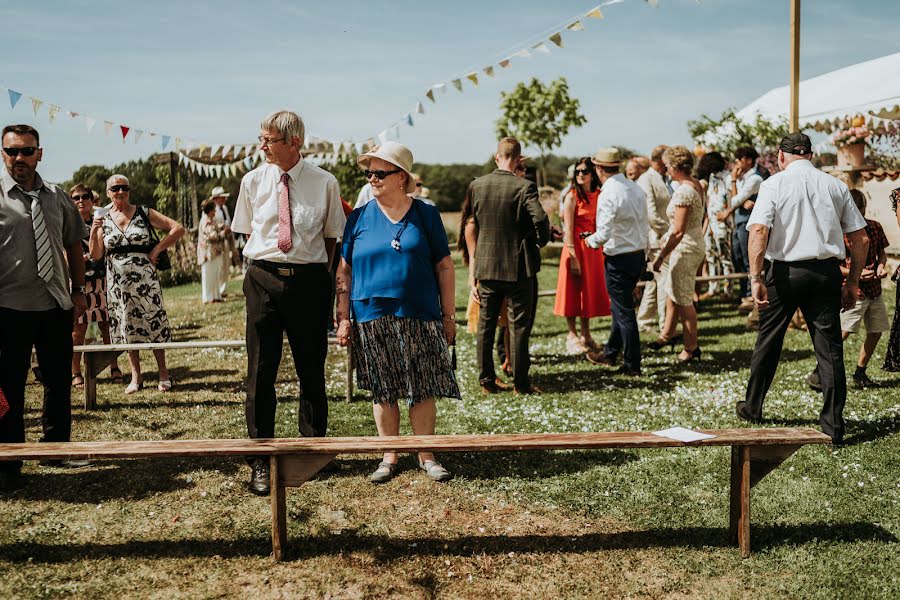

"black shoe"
[735, 402, 761, 423]
[806, 371, 822, 392]
[0, 471, 24, 492]
[480, 380, 506, 394]
[319, 459, 340, 475]
[853, 372, 879, 388]
[615, 366, 642, 377]
[248, 460, 270, 496]
[678, 347, 702, 364]
[39, 459, 93, 468]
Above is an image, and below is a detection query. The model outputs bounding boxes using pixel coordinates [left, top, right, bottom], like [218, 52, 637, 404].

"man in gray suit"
[469, 137, 550, 394]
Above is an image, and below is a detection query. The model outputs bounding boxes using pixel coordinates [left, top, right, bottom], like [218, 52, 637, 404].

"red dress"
[554, 189, 611, 318]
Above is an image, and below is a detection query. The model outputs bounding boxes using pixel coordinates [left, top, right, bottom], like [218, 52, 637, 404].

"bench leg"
[84, 354, 98, 411]
[729, 445, 751, 557]
[269, 453, 337, 561]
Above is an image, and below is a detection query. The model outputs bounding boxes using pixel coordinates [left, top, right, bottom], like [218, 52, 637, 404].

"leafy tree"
[495, 77, 587, 186]
[687, 108, 789, 159]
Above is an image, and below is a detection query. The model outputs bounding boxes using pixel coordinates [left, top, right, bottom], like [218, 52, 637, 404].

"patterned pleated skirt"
[352, 315, 461, 407]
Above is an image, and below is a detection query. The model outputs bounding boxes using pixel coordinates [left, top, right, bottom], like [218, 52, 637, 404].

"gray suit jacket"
[470, 169, 550, 282]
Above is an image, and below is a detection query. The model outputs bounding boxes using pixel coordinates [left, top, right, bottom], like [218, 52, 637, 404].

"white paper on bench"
[651, 427, 717, 443]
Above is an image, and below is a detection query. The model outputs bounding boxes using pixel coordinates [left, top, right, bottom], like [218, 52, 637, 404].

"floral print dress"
[102, 210, 172, 344]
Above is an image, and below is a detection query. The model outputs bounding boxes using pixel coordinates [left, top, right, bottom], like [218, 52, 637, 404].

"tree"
[687, 108, 789, 159]
[495, 77, 587, 186]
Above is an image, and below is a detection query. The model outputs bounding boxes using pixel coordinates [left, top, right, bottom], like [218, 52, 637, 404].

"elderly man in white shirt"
[231, 110, 346, 496]
[636, 145, 671, 333]
[736, 133, 868, 445]
[584, 148, 649, 375]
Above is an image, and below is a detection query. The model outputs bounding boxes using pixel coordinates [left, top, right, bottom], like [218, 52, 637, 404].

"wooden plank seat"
[74, 336, 352, 409]
[0, 427, 831, 561]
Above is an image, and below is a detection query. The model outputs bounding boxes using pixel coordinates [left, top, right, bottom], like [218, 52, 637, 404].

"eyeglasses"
[257, 136, 285, 146]
[575, 168, 592, 175]
[3, 147, 37, 157]
[364, 169, 401, 181]
[415, 182, 423, 187]
[108, 185, 130, 193]
[71, 194, 93, 202]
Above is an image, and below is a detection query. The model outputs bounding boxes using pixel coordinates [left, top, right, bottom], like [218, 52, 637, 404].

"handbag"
[136, 206, 172, 271]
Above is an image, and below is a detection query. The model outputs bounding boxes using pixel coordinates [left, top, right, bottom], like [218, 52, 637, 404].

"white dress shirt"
[730, 167, 764, 218]
[747, 160, 866, 262]
[232, 159, 345, 264]
[215, 203, 231, 227]
[636, 168, 670, 246]
[586, 174, 649, 256]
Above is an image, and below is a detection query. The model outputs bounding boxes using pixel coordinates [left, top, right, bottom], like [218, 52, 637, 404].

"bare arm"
[653, 205, 689, 271]
[843, 229, 869, 311]
[324, 238, 336, 271]
[747, 223, 770, 307]
[148, 209, 185, 248]
[89, 217, 105, 260]
[435, 255, 456, 344]
[464, 217, 478, 287]
[562, 192, 581, 274]
[335, 258, 352, 346]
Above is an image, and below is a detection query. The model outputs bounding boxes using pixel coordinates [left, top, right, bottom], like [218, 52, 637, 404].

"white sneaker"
[565, 335, 589, 355]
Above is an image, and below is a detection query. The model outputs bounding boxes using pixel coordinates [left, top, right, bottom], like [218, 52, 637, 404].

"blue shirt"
[342, 199, 450, 323]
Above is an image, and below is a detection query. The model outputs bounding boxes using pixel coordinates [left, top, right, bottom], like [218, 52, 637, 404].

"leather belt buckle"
[276, 267, 293, 276]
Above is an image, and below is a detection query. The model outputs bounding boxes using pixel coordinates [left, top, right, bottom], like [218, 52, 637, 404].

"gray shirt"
[0, 167, 84, 311]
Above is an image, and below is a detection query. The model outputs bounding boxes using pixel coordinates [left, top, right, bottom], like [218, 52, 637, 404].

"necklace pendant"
[391, 239, 401, 252]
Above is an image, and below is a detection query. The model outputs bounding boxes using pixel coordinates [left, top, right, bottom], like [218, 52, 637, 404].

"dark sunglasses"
[71, 194, 93, 201]
[109, 185, 130, 192]
[415, 182, 423, 187]
[364, 169, 401, 181]
[3, 146, 37, 157]
[575, 168, 592, 175]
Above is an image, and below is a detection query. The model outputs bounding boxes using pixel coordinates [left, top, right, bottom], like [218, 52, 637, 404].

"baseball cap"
[779, 132, 812, 155]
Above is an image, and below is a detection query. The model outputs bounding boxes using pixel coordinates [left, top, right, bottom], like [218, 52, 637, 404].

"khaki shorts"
[840, 295, 890, 334]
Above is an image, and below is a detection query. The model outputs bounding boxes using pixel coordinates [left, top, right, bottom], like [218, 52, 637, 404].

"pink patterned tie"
[277, 172, 292, 253]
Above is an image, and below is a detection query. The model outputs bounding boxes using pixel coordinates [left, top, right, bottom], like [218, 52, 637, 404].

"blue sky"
[2, 0, 898, 183]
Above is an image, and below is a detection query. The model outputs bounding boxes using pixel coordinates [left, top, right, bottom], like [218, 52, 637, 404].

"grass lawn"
[1, 257, 898, 599]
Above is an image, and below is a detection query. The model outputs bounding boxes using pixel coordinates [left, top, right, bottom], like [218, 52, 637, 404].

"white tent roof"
[735, 51, 900, 131]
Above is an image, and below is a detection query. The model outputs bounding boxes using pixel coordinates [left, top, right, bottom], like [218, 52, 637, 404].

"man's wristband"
[749, 274, 763, 282]
[442, 313, 455, 320]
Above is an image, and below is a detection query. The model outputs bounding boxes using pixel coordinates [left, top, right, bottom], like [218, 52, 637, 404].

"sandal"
[109, 367, 125, 384]
[157, 379, 173, 392]
[369, 461, 398, 484]
[419, 460, 452, 482]
[72, 373, 85, 390]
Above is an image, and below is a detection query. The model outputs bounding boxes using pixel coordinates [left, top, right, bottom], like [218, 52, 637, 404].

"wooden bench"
[0, 427, 830, 560]
[74, 337, 353, 410]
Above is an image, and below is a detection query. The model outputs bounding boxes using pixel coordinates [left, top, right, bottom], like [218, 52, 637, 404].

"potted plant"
[831, 119, 872, 168]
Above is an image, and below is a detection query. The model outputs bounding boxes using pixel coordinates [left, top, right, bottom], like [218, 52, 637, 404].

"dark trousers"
[603, 251, 644, 371]
[744, 259, 846, 440]
[0, 307, 74, 474]
[732, 219, 750, 297]
[496, 282, 537, 366]
[244, 262, 331, 444]
[478, 277, 535, 389]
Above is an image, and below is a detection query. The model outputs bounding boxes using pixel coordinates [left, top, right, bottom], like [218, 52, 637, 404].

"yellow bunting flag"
[426, 89, 435, 103]
[30, 97, 43, 115]
[466, 72, 478, 86]
[452, 79, 462, 92]
[585, 7, 604, 19]
[549, 32, 563, 47]
[567, 20, 585, 31]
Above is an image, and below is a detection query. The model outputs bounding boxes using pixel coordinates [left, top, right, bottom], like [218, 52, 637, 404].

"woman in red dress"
[554, 156, 611, 354]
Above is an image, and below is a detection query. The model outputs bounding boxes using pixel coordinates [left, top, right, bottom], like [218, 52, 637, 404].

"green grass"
[1, 257, 898, 599]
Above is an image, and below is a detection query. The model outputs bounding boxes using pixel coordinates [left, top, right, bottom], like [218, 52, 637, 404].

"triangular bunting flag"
[405, 113, 413, 127]
[416, 101, 425, 115]
[47, 105, 60, 123]
[161, 135, 171, 150]
[66, 110, 78, 118]
[8, 89, 22, 109]
[209, 145, 220, 158]
[104, 121, 114, 136]
[499, 59, 511, 69]
[646, 0, 659, 7]
[512, 49, 531, 59]
[451, 79, 463, 92]
[134, 129, 144, 144]
[30, 97, 44, 115]
[120, 125, 130, 141]
[391, 123, 400, 138]
[532, 42, 550, 54]
[85, 117, 96, 133]
[466, 72, 479, 86]
[585, 7, 604, 19]
[222, 145, 232, 159]
[434, 83, 447, 94]
[426, 89, 435, 103]
[483, 66, 495, 78]
[567, 20, 585, 31]
[175, 137, 183, 150]
[549, 33, 563, 47]
[377, 130, 388, 144]
[356, 142, 365, 153]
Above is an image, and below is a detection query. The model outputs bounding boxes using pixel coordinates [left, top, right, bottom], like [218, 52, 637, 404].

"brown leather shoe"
[481, 380, 506, 394]
[493, 378, 512, 391]
[514, 385, 543, 395]
[585, 349, 616, 366]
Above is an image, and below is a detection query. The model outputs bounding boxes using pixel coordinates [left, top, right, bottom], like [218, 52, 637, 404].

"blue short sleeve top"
[342, 199, 450, 323]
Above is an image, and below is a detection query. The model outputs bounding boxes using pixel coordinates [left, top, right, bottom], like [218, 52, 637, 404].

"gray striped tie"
[23, 188, 54, 283]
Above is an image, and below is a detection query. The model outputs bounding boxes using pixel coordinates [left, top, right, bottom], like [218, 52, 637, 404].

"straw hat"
[591, 148, 622, 168]
[209, 185, 230, 198]
[357, 142, 417, 194]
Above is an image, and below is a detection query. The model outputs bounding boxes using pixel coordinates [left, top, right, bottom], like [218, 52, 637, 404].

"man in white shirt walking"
[737, 133, 868, 444]
[636, 145, 670, 333]
[210, 186, 235, 293]
[231, 110, 346, 495]
[584, 148, 649, 375]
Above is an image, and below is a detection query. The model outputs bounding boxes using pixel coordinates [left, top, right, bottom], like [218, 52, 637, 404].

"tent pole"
[790, 0, 801, 133]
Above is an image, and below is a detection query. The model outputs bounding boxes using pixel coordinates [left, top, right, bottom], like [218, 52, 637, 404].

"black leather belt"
[250, 259, 319, 277]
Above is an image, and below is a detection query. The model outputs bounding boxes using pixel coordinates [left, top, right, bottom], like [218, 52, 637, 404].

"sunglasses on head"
[71, 194, 93, 202]
[108, 184, 130, 192]
[575, 168, 592, 175]
[3, 147, 37, 157]
[364, 169, 401, 181]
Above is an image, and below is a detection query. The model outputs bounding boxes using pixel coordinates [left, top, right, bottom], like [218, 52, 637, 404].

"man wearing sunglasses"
[232, 110, 346, 496]
[0, 124, 88, 489]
